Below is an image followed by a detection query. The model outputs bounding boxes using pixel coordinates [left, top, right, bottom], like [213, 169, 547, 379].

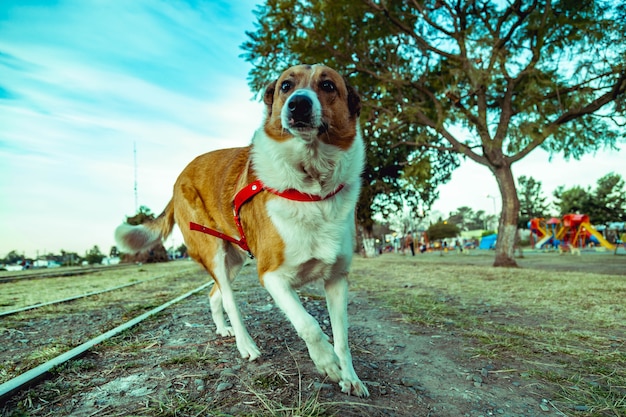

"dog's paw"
[237, 338, 261, 362]
[340, 379, 370, 398]
[216, 326, 235, 337]
[316, 360, 342, 383]
[309, 342, 342, 382]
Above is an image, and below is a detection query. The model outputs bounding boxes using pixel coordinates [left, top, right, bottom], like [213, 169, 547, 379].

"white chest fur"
[251, 128, 364, 285]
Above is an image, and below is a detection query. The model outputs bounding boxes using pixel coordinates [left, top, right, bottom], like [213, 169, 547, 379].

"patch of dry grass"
[351, 253, 625, 417]
[0, 264, 209, 385]
[0, 261, 202, 313]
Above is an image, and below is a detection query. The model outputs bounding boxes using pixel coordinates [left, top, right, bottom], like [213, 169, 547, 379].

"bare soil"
[0, 256, 583, 417]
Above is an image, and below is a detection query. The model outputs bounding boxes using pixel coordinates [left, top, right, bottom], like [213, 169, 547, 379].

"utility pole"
[133, 141, 138, 213]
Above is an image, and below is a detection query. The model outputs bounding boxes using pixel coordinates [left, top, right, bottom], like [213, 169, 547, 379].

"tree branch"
[365, 0, 459, 62]
[509, 69, 626, 164]
[552, 70, 626, 125]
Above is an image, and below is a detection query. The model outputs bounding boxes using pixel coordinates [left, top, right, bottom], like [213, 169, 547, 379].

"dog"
[559, 244, 581, 256]
[115, 64, 368, 397]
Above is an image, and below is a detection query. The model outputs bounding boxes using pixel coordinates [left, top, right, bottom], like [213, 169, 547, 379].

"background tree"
[554, 173, 626, 223]
[589, 173, 626, 223]
[427, 221, 461, 242]
[85, 245, 105, 265]
[517, 175, 551, 228]
[174, 243, 188, 258]
[242, 0, 626, 267]
[469, 210, 490, 231]
[125, 205, 155, 226]
[447, 207, 491, 231]
[447, 206, 474, 231]
[447, 206, 492, 231]
[553, 185, 591, 216]
[379, 201, 427, 235]
[2, 250, 23, 265]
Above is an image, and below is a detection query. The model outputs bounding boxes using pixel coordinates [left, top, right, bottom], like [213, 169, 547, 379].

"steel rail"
[0, 281, 213, 404]
[0, 267, 199, 318]
[0, 264, 135, 284]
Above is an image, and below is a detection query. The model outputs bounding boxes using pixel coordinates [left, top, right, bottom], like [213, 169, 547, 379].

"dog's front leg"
[263, 271, 342, 383]
[325, 275, 369, 397]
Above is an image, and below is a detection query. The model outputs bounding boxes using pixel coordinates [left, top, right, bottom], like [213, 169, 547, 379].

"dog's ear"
[345, 81, 361, 118]
[263, 80, 277, 116]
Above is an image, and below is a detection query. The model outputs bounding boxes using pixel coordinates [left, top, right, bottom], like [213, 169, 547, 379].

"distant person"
[405, 232, 415, 256]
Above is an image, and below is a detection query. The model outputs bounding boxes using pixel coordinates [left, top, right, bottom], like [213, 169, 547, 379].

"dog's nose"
[288, 94, 313, 123]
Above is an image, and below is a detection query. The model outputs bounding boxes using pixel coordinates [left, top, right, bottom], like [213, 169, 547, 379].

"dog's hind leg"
[207, 247, 261, 361]
[208, 245, 246, 337]
[209, 285, 234, 337]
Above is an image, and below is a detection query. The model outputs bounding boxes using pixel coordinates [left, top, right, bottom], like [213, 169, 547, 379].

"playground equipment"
[528, 218, 547, 248]
[562, 214, 615, 250]
[529, 214, 616, 251]
[529, 217, 565, 249]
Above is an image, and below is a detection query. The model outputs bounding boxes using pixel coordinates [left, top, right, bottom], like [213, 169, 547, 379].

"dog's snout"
[288, 94, 313, 122]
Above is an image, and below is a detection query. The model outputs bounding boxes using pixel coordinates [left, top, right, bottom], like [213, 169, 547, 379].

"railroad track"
[0, 264, 214, 405]
[0, 263, 136, 284]
[0, 270, 192, 317]
[0, 282, 213, 404]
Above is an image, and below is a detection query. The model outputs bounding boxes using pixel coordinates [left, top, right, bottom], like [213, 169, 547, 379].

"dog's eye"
[280, 81, 292, 93]
[320, 80, 336, 93]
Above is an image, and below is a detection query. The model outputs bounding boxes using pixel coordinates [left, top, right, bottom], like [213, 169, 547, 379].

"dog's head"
[263, 64, 361, 149]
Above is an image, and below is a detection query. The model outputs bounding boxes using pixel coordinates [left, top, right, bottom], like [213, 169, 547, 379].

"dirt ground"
[0, 257, 579, 417]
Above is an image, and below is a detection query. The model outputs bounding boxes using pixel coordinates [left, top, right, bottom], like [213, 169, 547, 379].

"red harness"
[190, 179, 344, 258]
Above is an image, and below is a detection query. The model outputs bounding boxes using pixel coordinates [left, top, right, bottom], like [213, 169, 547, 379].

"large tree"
[242, 0, 626, 266]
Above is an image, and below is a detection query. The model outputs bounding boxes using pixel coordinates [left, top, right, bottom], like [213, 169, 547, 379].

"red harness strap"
[190, 180, 344, 259]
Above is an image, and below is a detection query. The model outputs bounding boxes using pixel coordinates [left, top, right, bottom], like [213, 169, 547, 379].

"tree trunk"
[492, 164, 521, 267]
[362, 237, 378, 258]
[357, 225, 378, 258]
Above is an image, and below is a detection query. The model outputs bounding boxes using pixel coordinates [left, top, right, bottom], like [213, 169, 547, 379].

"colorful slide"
[534, 234, 553, 249]
[580, 222, 616, 250]
[535, 223, 548, 238]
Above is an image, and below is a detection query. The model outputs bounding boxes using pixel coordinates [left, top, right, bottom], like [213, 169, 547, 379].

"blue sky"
[0, 0, 264, 257]
[1, 0, 624, 258]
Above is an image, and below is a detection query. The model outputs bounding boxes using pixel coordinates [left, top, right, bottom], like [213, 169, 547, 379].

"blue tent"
[479, 234, 497, 249]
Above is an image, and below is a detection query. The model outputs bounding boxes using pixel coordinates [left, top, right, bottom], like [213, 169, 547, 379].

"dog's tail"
[114, 200, 176, 253]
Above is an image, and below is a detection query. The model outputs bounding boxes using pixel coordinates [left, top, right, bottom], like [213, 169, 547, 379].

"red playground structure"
[529, 214, 616, 251]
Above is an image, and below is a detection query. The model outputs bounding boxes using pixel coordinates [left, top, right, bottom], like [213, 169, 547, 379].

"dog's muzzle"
[288, 95, 313, 127]
[283, 91, 326, 135]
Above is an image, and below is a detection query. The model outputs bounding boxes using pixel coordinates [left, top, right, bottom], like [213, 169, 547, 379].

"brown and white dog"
[114, 64, 368, 397]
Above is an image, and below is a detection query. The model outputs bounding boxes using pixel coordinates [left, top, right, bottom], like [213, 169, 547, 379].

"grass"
[0, 261, 202, 313]
[236, 346, 382, 417]
[3, 253, 624, 416]
[0, 266, 209, 385]
[132, 355, 357, 417]
[351, 252, 625, 417]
